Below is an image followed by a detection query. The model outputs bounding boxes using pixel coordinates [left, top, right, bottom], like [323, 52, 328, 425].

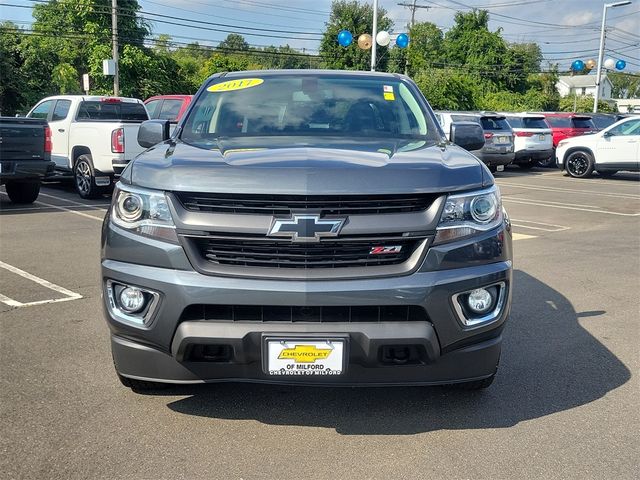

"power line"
[398, 1, 431, 28]
[140, 0, 320, 31]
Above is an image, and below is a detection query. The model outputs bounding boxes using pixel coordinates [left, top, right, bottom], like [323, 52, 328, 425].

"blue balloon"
[337, 30, 353, 47]
[616, 59, 626, 70]
[571, 59, 585, 71]
[396, 33, 409, 48]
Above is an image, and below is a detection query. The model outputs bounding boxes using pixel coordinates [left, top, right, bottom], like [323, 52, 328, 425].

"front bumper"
[103, 223, 513, 385]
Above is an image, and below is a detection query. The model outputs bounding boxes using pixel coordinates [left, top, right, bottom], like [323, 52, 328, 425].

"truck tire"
[117, 373, 170, 392]
[5, 180, 41, 204]
[74, 154, 104, 199]
[565, 150, 594, 178]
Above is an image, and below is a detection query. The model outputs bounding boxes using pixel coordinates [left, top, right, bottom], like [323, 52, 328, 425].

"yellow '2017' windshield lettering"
[207, 78, 264, 92]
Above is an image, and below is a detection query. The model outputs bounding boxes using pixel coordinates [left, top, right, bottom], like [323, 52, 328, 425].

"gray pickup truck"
[102, 70, 513, 391]
[0, 117, 54, 203]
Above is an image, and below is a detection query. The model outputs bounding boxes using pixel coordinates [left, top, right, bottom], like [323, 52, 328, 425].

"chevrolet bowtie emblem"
[268, 214, 346, 242]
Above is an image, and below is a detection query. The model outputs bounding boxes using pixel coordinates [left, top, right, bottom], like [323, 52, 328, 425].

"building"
[556, 75, 613, 100]
[613, 98, 640, 113]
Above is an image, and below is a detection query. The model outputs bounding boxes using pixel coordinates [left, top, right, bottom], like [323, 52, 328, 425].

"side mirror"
[137, 119, 170, 148]
[602, 130, 613, 138]
[450, 121, 485, 151]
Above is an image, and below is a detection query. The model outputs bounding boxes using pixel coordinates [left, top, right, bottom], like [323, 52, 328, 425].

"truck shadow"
[164, 270, 630, 434]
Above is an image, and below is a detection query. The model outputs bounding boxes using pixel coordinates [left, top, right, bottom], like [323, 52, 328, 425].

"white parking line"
[38, 192, 110, 210]
[511, 218, 570, 232]
[504, 198, 640, 216]
[0, 192, 104, 222]
[512, 233, 536, 241]
[504, 197, 600, 209]
[497, 182, 640, 200]
[0, 260, 83, 308]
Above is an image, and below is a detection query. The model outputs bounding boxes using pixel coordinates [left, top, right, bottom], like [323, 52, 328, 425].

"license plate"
[497, 136, 508, 143]
[265, 338, 345, 376]
[497, 165, 505, 172]
[539, 134, 545, 141]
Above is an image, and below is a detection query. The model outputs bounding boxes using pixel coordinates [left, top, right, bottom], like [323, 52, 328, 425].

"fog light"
[119, 287, 145, 313]
[467, 288, 493, 314]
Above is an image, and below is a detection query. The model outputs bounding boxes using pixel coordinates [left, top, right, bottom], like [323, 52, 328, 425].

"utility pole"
[594, 1, 632, 112]
[371, 0, 378, 71]
[112, 0, 119, 96]
[398, 1, 430, 75]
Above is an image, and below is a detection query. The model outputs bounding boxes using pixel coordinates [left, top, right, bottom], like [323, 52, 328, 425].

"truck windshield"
[76, 101, 148, 122]
[180, 75, 437, 147]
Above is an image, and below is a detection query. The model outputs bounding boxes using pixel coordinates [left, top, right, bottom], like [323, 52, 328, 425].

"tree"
[0, 22, 28, 115]
[609, 72, 640, 99]
[443, 10, 510, 90]
[414, 69, 477, 110]
[218, 33, 250, 52]
[405, 22, 444, 77]
[559, 95, 616, 113]
[504, 42, 542, 93]
[259, 45, 317, 69]
[319, 0, 393, 71]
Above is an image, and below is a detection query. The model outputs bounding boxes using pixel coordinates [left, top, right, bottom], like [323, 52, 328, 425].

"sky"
[1, 0, 639, 72]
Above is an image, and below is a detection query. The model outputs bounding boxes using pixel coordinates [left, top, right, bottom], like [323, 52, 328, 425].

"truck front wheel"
[74, 154, 103, 199]
[5, 180, 40, 204]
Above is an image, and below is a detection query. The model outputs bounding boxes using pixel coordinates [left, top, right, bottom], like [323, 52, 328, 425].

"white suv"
[502, 114, 553, 169]
[556, 116, 640, 178]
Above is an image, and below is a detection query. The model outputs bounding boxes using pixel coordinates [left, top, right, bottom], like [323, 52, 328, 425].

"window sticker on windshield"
[383, 85, 395, 101]
[207, 78, 264, 92]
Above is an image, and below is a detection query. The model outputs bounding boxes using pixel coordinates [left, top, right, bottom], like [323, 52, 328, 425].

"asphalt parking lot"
[1, 168, 639, 480]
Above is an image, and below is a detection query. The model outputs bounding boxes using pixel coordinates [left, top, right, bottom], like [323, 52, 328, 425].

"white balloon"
[376, 31, 391, 47]
[604, 57, 616, 69]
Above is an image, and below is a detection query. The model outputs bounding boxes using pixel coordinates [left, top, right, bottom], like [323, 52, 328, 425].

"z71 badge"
[369, 246, 403, 255]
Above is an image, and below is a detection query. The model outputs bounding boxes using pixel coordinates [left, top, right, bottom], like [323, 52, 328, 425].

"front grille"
[180, 304, 428, 323]
[189, 235, 423, 269]
[175, 192, 436, 215]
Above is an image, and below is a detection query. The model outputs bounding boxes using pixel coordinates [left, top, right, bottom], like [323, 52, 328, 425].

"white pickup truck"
[26, 95, 149, 198]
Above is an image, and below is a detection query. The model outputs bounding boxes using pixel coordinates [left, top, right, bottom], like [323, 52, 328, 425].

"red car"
[540, 113, 597, 147]
[144, 95, 193, 123]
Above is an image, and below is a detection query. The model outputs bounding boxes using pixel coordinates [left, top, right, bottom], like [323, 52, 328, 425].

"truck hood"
[128, 136, 489, 195]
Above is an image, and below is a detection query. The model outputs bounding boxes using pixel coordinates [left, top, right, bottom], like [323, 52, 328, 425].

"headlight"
[434, 185, 503, 244]
[111, 183, 178, 243]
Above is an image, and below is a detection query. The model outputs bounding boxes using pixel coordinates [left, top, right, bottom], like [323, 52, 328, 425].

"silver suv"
[436, 111, 515, 172]
[102, 71, 513, 391]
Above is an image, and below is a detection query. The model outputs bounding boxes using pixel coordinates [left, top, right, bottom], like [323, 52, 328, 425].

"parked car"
[26, 95, 149, 198]
[0, 116, 55, 203]
[436, 111, 514, 172]
[103, 70, 512, 391]
[502, 113, 553, 169]
[144, 95, 193, 123]
[589, 113, 631, 131]
[538, 112, 597, 167]
[556, 116, 640, 178]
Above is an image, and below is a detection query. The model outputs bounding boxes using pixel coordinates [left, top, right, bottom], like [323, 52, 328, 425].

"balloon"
[604, 58, 616, 69]
[337, 30, 353, 47]
[357, 33, 372, 50]
[585, 59, 596, 70]
[571, 59, 585, 71]
[395, 33, 409, 48]
[376, 30, 390, 46]
[616, 59, 626, 70]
